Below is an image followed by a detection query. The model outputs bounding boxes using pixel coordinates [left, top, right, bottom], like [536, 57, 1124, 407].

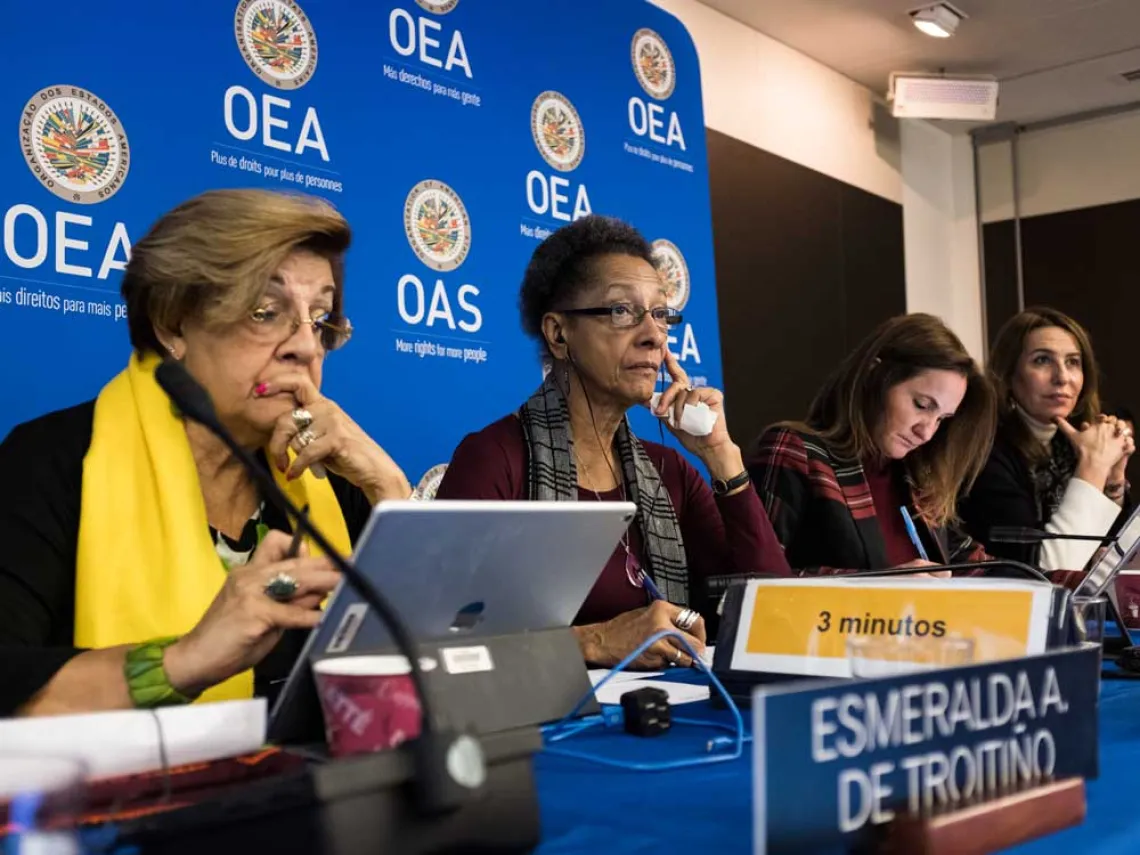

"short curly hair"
[519, 215, 654, 351]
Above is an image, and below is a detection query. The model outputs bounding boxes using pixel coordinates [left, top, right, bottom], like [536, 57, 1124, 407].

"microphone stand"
[155, 360, 481, 815]
[844, 558, 1052, 585]
[988, 526, 1114, 546]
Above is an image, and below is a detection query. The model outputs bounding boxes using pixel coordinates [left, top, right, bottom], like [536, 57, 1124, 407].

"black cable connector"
[620, 687, 672, 737]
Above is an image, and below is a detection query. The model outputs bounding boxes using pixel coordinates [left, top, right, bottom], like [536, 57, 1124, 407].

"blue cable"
[541, 629, 747, 771]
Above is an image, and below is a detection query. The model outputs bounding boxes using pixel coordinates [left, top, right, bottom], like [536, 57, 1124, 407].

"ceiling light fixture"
[910, 3, 964, 38]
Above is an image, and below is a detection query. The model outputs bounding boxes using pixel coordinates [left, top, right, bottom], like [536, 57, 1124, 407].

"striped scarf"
[517, 372, 691, 605]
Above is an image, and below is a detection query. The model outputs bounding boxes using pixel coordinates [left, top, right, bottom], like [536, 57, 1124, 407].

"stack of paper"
[587, 646, 715, 706]
[0, 699, 266, 780]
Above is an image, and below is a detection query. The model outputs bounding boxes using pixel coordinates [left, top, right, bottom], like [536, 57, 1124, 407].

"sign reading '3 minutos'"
[731, 578, 1056, 678]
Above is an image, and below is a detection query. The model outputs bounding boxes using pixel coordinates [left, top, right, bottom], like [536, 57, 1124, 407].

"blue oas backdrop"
[1, 0, 721, 484]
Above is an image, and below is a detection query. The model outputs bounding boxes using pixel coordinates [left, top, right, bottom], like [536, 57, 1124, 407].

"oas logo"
[404, 179, 472, 272]
[20, 86, 130, 205]
[416, 0, 459, 12]
[235, 0, 318, 89]
[531, 91, 585, 173]
[631, 28, 675, 100]
[413, 463, 449, 501]
[651, 239, 690, 311]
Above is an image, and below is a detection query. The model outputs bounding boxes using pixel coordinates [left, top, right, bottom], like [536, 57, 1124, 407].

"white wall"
[650, 0, 986, 355]
[650, 0, 903, 204]
[979, 110, 1140, 223]
[900, 122, 985, 360]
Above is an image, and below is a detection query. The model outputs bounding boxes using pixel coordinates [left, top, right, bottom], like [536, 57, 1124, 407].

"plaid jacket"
[746, 426, 988, 574]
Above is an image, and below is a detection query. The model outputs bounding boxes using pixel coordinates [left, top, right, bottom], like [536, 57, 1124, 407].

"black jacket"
[959, 434, 1130, 570]
[0, 400, 371, 715]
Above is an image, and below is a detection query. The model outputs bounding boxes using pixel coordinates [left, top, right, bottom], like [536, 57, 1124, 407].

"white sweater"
[1021, 411, 1121, 572]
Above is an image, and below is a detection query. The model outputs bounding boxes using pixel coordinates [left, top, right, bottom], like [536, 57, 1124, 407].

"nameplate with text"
[753, 644, 1100, 854]
[723, 577, 1057, 679]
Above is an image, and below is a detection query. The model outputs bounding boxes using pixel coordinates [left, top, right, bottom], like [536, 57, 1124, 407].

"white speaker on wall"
[888, 73, 999, 121]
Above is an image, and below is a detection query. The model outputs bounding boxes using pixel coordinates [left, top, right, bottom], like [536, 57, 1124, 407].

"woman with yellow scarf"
[0, 189, 412, 716]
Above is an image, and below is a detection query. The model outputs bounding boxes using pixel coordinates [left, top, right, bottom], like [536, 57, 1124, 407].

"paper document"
[0, 699, 266, 780]
[594, 679, 710, 706]
[588, 645, 714, 687]
[588, 668, 663, 686]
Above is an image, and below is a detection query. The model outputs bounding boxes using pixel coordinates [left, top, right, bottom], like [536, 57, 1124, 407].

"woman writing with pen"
[747, 314, 998, 574]
[436, 216, 791, 670]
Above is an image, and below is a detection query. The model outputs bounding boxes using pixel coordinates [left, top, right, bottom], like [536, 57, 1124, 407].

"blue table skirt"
[534, 672, 1140, 854]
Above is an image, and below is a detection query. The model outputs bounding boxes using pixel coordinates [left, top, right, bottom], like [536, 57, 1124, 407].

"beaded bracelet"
[124, 636, 197, 708]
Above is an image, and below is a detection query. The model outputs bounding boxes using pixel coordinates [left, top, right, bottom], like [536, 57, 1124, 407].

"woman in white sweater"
[960, 307, 1133, 573]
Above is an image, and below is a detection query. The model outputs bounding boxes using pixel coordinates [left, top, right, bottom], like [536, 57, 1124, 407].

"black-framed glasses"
[249, 305, 354, 351]
[562, 302, 682, 329]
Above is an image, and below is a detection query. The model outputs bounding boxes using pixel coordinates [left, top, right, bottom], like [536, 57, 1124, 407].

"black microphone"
[155, 359, 482, 814]
[845, 558, 1052, 585]
[988, 526, 1113, 545]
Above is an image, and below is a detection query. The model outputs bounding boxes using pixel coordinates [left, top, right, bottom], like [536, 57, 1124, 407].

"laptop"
[1074, 501, 1140, 649]
[268, 499, 637, 744]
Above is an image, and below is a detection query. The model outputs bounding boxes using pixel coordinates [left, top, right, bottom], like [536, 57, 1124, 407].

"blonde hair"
[121, 189, 351, 353]
[782, 313, 997, 526]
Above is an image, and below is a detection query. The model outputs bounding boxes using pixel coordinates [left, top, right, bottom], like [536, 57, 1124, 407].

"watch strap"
[713, 470, 751, 496]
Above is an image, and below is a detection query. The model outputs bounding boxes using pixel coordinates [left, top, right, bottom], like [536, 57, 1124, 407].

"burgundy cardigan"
[436, 414, 791, 626]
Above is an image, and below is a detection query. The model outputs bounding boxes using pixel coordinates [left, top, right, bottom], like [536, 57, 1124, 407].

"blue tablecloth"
[534, 673, 1140, 854]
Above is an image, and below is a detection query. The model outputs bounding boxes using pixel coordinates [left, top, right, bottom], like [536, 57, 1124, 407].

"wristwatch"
[712, 471, 751, 497]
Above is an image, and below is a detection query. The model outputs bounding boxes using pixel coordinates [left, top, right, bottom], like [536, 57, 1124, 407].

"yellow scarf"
[75, 352, 352, 704]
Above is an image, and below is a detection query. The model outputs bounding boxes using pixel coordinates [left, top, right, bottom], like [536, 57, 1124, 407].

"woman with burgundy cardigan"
[437, 215, 790, 670]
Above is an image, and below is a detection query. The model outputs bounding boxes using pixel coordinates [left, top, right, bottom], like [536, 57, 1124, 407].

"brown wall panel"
[707, 129, 906, 449]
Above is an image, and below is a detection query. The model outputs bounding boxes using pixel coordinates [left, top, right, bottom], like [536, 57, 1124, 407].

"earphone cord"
[565, 350, 672, 590]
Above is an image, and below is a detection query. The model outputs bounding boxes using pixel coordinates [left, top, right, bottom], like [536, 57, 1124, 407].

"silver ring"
[291, 408, 313, 431]
[685, 384, 694, 392]
[296, 428, 316, 448]
[264, 572, 299, 602]
[673, 608, 698, 632]
[671, 648, 683, 665]
[1124, 428, 1134, 439]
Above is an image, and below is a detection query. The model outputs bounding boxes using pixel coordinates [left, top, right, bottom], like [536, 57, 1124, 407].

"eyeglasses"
[562, 302, 682, 329]
[248, 304, 354, 351]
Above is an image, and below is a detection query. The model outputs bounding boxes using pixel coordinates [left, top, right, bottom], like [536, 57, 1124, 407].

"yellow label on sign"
[745, 584, 1036, 662]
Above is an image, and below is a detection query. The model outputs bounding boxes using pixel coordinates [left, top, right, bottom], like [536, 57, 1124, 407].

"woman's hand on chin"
[650, 348, 744, 481]
[260, 374, 412, 503]
[574, 600, 706, 670]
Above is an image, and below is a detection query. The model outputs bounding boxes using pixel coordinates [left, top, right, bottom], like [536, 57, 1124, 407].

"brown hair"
[987, 306, 1100, 465]
[784, 313, 997, 525]
[121, 189, 351, 353]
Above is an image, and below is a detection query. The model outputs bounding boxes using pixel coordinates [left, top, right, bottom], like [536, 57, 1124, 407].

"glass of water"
[847, 634, 976, 679]
[0, 754, 86, 855]
[1070, 595, 1108, 646]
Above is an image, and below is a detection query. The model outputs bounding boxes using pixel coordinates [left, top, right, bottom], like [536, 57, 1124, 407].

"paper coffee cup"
[312, 655, 435, 757]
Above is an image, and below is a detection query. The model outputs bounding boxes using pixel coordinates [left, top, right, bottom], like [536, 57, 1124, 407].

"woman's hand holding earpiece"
[652, 348, 747, 490]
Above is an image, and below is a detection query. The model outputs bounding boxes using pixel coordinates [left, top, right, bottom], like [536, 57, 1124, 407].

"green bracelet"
[124, 636, 197, 709]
